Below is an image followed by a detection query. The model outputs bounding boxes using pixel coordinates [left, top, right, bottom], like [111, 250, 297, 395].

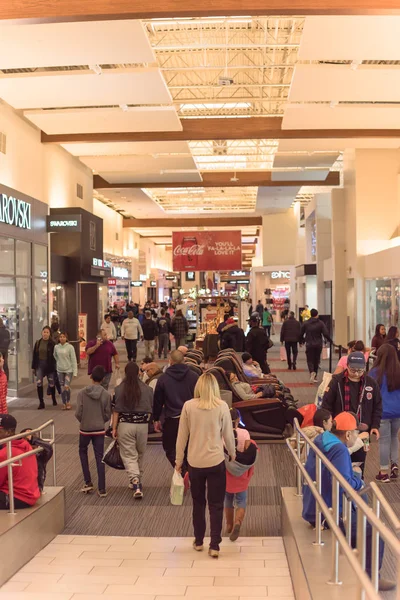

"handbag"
[102, 440, 125, 470]
[170, 470, 184, 505]
[266, 338, 274, 350]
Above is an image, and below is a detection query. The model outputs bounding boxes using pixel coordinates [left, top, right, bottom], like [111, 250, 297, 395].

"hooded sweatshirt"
[0, 438, 40, 505]
[369, 369, 400, 420]
[54, 342, 78, 376]
[302, 431, 363, 525]
[75, 384, 112, 435]
[153, 363, 199, 421]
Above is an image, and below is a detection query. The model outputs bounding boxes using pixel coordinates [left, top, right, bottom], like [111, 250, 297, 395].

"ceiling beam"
[42, 118, 400, 144]
[94, 171, 340, 189]
[123, 217, 262, 228]
[2, 1, 398, 23]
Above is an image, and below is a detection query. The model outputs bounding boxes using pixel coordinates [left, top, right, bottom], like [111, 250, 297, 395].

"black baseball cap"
[0, 414, 17, 430]
[348, 351, 366, 370]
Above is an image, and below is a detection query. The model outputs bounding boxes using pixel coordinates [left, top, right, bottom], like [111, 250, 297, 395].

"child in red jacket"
[225, 408, 257, 541]
[0, 353, 7, 414]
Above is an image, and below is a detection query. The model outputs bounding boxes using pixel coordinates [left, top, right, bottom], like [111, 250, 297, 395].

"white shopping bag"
[321, 346, 330, 360]
[280, 346, 286, 361]
[315, 371, 332, 407]
[170, 470, 184, 506]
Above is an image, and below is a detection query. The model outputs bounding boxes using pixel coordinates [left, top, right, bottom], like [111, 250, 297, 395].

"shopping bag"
[321, 346, 330, 360]
[170, 470, 184, 506]
[280, 346, 286, 361]
[315, 371, 332, 407]
[102, 440, 125, 470]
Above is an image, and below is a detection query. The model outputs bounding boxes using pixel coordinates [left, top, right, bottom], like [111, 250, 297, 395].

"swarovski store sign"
[0, 193, 31, 229]
[0, 183, 47, 244]
[46, 214, 82, 232]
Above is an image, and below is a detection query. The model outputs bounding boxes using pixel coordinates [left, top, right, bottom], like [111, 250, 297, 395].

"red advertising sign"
[108, 278, 117, 286]
[172, 230, 242, 272]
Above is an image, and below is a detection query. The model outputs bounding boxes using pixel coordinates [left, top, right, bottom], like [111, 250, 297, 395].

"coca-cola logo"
[173, 244, 205, 256]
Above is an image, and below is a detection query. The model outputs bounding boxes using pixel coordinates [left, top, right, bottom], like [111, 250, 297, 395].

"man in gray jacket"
[75, 365, 112, 497]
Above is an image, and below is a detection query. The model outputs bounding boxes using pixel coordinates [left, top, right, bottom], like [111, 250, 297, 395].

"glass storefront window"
[0, 277, 17, 390]
[0, 238, 15, 275]
[366, 279, 393, 344]
[34, 244, 48, 278]
[16, 277, 32, 388]
[16, 240, 31, 276]
[34, 278, 48, 343]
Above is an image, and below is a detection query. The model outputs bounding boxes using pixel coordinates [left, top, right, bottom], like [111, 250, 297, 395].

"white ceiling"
[25, 106, 182, 134]
[282, 104, 400, 130]
[299, 16, 400, 61]
[273, 152, 339, 168]
[61, 141, 190, 157]
[0, 21, 155, 69]
[94, 189, 165, 218]
[0, 69, 171, 109]
[100, 172, 202, 185]
[289, 64, 400, 103]
[278, 138, 400, 152]
[271, 170, 330, 182]
[256, 186, 301, 213]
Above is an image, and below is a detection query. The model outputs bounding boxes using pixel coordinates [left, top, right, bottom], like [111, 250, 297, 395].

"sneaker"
[128, 481, 134, 489]
[375, 471, 390, 483]
[378, 578, 396, 592]
[293, 365, 297, 371]
[391, 462, 399, 479]
[183, 471, 190, 493]
[192, 541, 204, 552]
[132, 479, 143, 499]
[81, 483, 94, 494]
[208, 548, 219, 559]
[66, 403, 72, 410]
[52, 399, 58, 406]
[309, 372, 316, 384]
[287, 365, 292, 371]
[98, 490, 108, 498]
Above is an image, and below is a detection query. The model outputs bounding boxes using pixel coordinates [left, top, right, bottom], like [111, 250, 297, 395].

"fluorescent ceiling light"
[89, 64, 102, 75]
[180, 102, 251, 111]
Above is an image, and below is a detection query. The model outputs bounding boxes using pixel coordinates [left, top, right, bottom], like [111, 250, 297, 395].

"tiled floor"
[0, 535, 294, 600]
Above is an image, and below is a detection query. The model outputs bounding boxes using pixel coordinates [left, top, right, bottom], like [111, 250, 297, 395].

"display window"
[366, 278, 396, 344]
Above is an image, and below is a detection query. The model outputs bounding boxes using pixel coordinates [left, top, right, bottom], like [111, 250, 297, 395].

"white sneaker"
[310, 372, 316, 384]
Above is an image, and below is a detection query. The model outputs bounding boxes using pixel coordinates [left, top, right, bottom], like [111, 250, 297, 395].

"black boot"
[293, 363, 297, 371]
[287, 363, 292, 370]
[50, 386, 57, 406]
[37, 385, 45, 409]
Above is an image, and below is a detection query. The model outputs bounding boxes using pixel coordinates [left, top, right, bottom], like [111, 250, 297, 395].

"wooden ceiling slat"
[122, 217, 262, 228]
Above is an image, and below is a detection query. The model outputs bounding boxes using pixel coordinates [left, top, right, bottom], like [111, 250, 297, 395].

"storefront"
[0, 184, 49, 394]
[251, 266, 294, 317]
[105, 256, 131, 308]
[48, 207, 109, 343]
[365, 278, 399, 343]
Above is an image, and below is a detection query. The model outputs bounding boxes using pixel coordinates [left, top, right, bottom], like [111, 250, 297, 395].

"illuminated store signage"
[46, 215, 82, 232]
[230, 271, 247, 277]
[150, 280, 157, 287]
[130, 281, 143, 287]
[271, 271, 290, 279]
[0, 194, 31, 230]
[108, 278, 117, 286]
[112, 266, 129, 279]
[93, 258, 112, 269]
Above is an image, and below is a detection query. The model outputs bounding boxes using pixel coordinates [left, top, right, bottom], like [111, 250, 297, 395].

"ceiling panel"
[273, 152, 338, 168]
[24, 107, 182, 134]
[278, 138, 400, 152]
[94, 188, 166, 218]
[81, 154, 197, 173]
[289, 65, 400, 102]
[100, 171, 203, 184]
[299, 17, 400, 61]
[0, 69, 171, 109]
[256, 186, 300, 214]
[283, 104, 400, 130]
[62, 141, 190, 157]
[0, 21, 155, 69]
[271, 170, 329, 182]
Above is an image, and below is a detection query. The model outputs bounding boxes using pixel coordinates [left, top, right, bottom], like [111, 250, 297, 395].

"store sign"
[228, 279, 249, 284]
[108, 278, 117, 286]
[172, 231, 242, 272]
[130, 281, 143, 287]
[230, 271, 247, 277]
[150, 280, 157, 287]
[112, 266, 129, 279]
[46, 214, 82, 232]
[139, 274, 147, 281]
[165, 275, 176, 281]
[93, 258, 112, 269]
[40, 271, 48, 278]
[271, 270, 290, 279]
[0, 194, 31, 230]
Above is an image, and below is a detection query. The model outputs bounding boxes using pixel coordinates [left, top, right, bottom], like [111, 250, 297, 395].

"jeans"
[306, 345, 322, 375]
[264, 326, 271, 337]
[158, 333, 169, 358]
[175, 336, 186, 349]
[225, 490, 247, 509]
[36, 360, 55, 388]
[144, 340, 155, 360]
[162, 417, 188, 475]
[79, 434, 106, 491]
[0, 490, 31, 510]
[57, 371, 72, 405]
[118, 422, 148, 483]
[341, 511, 384, 578]
[101, 372, 112, 391]
[379, 418, 400, 469]
[189, 461, 226, 551]
[125, 338, 138, 361]
[285, 342, 298, 367]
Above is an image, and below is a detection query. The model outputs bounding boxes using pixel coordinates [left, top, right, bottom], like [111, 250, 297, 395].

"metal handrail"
[0, 419, 56, 515]
[287, 419, 400, 599]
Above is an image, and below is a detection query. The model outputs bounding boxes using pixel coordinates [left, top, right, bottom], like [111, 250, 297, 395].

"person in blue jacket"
[302, 411, 394, 592]
[370, 343, 400, 483]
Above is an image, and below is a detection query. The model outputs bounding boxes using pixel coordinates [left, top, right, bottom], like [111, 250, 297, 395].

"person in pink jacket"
[225, 408, 257, 541]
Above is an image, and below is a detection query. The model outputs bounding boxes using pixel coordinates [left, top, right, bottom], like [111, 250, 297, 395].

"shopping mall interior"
[0, 2, 400, 599]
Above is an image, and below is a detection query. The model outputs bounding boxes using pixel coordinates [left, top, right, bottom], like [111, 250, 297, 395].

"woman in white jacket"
[54, 332, 78, 410]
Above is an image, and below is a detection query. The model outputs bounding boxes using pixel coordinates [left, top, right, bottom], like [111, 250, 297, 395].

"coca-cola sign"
[172, 231, 242, 272]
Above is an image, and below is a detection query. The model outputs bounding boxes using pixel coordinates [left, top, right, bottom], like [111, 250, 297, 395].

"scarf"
[344, 371, 365, 414]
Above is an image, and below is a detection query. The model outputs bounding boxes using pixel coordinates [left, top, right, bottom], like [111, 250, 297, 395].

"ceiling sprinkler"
[230, 172, 239, 182]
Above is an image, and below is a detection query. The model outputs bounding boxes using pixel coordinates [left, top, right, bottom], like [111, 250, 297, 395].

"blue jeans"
[379, 418, 400, 469]
[225, 490, 247, 509]
[36, 360, 54, 387]
[58, 371, 72, 405]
